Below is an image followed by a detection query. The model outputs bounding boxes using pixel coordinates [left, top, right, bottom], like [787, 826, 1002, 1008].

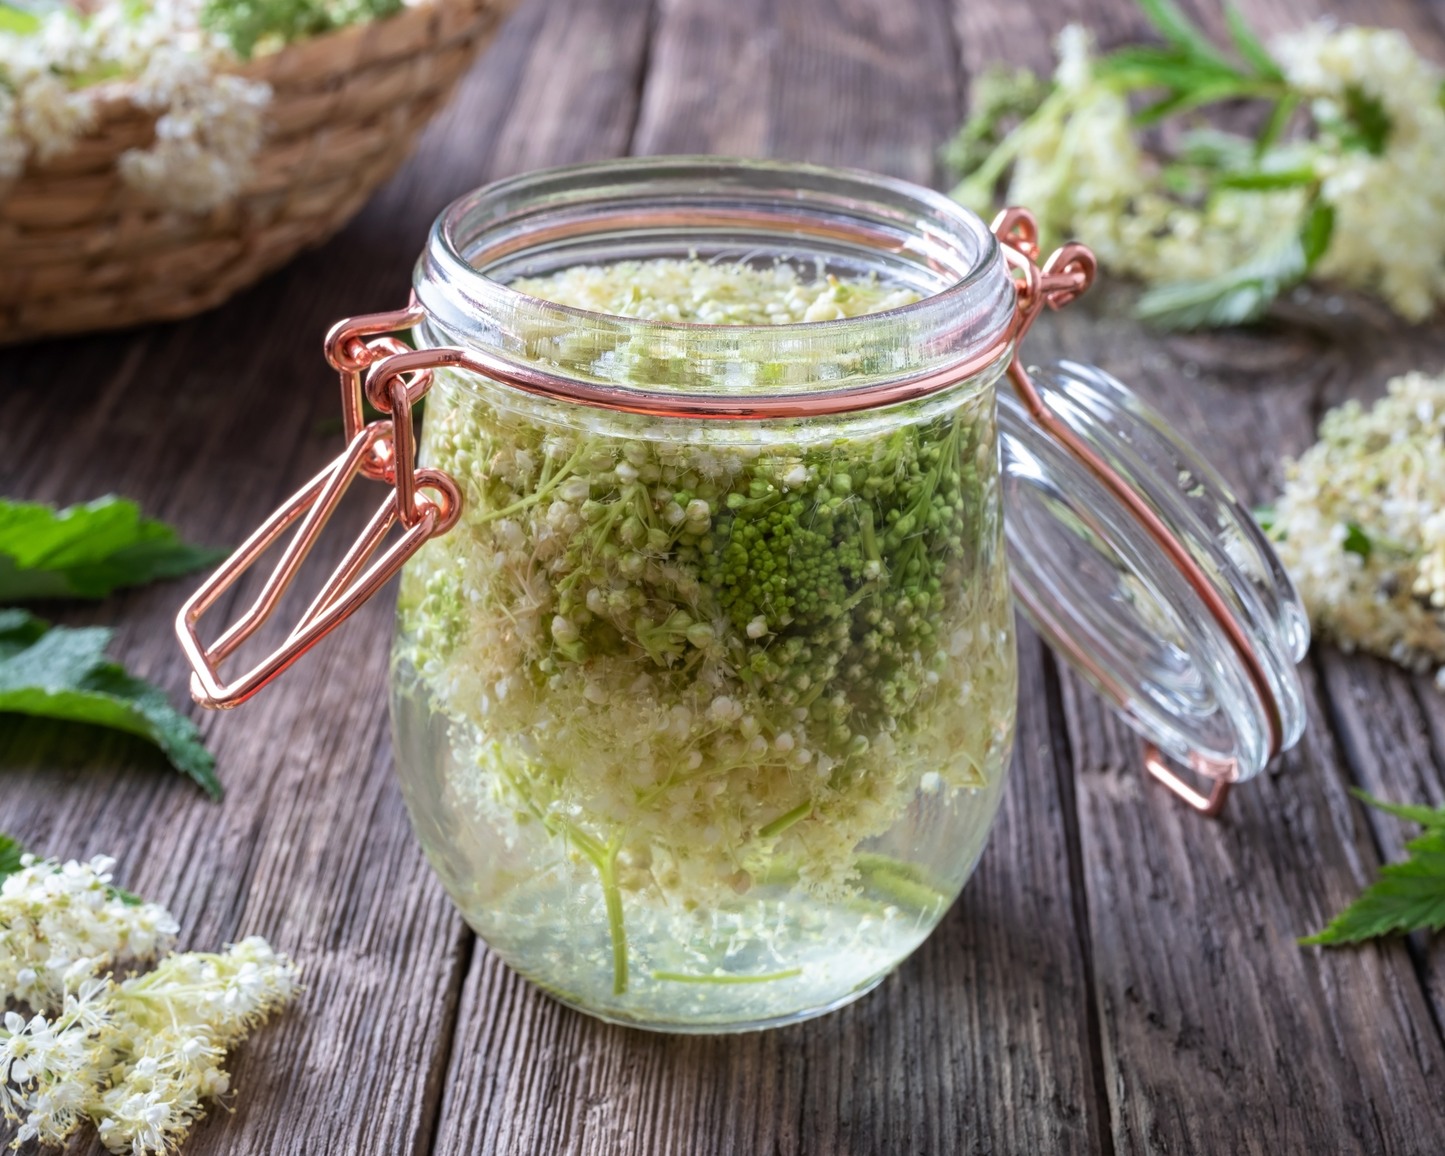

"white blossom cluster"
[0, 853, 298, 1153]
[1275, 25, 1445, 320]
[957, 22, 1445, 322]
[0, 0, 271, 212]
[1269, 371, 1445, 686]
[511, 259, 921, 325]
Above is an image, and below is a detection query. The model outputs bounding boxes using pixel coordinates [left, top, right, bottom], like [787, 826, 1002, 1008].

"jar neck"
[412, 157, 1018, 412]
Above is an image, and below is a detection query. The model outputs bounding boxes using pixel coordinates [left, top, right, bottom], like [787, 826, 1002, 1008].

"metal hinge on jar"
[175, 304, 460, 709]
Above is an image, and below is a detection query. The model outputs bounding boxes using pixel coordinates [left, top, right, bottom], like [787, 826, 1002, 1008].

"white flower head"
[0, 0, 273, 210]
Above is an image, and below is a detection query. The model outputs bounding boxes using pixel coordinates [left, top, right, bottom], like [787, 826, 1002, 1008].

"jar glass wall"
[389, 159, 1020, 1031]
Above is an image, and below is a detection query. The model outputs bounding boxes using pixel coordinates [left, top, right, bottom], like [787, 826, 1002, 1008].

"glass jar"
[391, 160, 1020, 1031]
[176, 157, 1309, 1035]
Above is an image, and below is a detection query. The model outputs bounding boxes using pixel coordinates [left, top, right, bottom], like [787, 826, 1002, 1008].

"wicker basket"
[0, 0, 516, 345]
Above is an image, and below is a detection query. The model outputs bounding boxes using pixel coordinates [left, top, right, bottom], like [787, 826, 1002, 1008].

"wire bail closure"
[175, 307, 461, 709]
[175, 206, 1281, 815]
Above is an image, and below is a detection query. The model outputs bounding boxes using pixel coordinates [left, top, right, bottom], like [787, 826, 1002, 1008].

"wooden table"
[5, 0, 1445, 1151]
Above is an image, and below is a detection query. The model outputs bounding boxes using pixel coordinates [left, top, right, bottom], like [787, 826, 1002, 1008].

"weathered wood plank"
[6, 0, 1445, 1151]
[634, 0, 963, 186]
[1316, 649, 1445, 1043]
[946, 0, 1445, 1143]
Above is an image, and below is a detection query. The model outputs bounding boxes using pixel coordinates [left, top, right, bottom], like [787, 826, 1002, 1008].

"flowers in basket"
[0, 0, 408, 212]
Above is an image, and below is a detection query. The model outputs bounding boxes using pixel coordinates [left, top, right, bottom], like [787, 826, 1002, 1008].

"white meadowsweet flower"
[0, 977, 113, 1148]
[1274, 24, 1445, 321]
[0, 855, 179, 1014]
[1270, 371, 1445, 680]
[0, 0, 273, 212]
[957, 19, 1445, 324]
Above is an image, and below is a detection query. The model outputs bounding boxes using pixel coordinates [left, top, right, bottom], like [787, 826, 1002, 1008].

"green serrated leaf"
[1223, 2, 1283, 80]
[1304, 794, 1445, 945]
[1303, 834, 1445, 943]
[0, 496, 225, 602]
[0, 833, 26, 879]
[1342, 521, 1371, 560]
[1350, 789, 1445, 830]
[0, 612, 221, 799]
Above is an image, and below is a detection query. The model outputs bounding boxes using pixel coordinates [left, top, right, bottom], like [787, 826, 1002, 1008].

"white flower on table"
[0, 851, 298, 1154]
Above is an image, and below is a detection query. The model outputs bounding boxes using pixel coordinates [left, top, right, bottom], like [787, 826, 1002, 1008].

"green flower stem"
[473, 442, 591, 527]
[601, 858, 628, 995]
[652, 968, 802, 985]
[562, 821, 629, 995]
[855, 853, 950, 914]
[758, 800, 812, 839]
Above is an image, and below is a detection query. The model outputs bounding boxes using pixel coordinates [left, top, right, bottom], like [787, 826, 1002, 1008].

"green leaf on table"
[0, 495, 225, 602]
[0, 610, 220, 800]
[0, 833, 25, 880]
[1303, 792, 1445, 945]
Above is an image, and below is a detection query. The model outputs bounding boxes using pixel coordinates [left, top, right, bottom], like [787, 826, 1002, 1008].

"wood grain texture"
[634, 0, 962, 186]
[1024, 288, 1445, 1153]
[5, 0, 1445, 1151]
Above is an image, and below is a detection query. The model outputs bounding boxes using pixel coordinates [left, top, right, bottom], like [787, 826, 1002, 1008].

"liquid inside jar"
[390, 257, 1017, 1031]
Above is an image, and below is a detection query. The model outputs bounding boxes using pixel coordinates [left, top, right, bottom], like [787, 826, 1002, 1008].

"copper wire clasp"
[991, 208, 1280, 818]
[176, 305, 462, 709]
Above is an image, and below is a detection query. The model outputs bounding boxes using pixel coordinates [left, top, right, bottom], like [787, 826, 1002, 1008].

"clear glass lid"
[999, 359, 1308, 784]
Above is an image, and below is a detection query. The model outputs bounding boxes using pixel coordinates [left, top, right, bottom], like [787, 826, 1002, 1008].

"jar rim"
[412, 157, 1020, 415]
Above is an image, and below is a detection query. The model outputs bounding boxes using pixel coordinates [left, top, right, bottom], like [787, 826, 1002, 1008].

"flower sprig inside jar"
[391, 258, 1016, 1021]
